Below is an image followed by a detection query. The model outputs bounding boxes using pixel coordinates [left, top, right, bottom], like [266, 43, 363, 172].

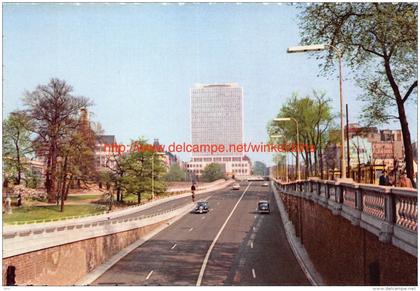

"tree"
[121, 139, 167, 204]
[56, 125, 96, 212]
[165, 164, 187, 181]
[299, 3, 417, 184]
[24, 78, 92, 202]
[253, 161, 267, 176]
[267, 91, 335, 178]
[104, 151, 126, 202]
[202, 163, 225, 182]
[3, 111, 33, 185]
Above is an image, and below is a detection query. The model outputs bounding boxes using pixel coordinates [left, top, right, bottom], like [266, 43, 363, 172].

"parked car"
[262, 182, 269, 187]
[232, 183, 240, 190]
[258, 200, 270, 214]
[195, 201, 209, 214]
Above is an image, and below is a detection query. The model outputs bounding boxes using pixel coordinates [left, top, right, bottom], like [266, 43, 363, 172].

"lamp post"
[152, 152, 165, 200]
[273, 118, 301, 180]
[287, 44, 346, 178]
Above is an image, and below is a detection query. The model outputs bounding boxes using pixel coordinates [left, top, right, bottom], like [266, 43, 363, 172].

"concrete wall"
[281, 193, 417, 286]
[2, 220, 166, 286]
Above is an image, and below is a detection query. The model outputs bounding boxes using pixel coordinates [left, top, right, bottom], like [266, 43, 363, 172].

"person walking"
[191, 183, 196, 202]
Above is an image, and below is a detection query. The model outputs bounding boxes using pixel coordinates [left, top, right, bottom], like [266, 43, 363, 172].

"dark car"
[195, 201, 209, 214]
[258, 200, 270, 214]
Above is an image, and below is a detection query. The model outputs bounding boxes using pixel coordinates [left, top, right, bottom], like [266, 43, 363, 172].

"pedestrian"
[399, 171, 413, 188]
[379, 170, 389, 186]
[191, 183, 196, 203]
[17, 192, 22, 207]
[5, 194, 12, 214]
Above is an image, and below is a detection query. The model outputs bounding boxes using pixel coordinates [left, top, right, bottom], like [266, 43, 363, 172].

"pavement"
[91, 181, 310, 286]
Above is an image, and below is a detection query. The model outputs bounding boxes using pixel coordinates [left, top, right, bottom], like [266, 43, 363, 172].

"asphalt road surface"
[92, 181, 310, 286]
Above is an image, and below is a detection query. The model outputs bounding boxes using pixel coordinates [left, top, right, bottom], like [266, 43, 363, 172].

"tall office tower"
[187, 83, 251, 177]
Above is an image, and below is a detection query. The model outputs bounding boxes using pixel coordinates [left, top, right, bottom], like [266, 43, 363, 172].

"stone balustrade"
[274, 178, 418, 257]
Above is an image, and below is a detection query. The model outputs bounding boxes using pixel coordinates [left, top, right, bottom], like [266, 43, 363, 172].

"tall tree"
[165, 164, 187, 182]
[24, 78, 92, 202]
[56, 123, 96, 212]
[299, 3, 417, 184]
[3, 111, 33, 185]
[253, 161, 267, 176]
[122, 139, 167, 204]
[201, 163, 225, 182]
[267, 92, 334, 178]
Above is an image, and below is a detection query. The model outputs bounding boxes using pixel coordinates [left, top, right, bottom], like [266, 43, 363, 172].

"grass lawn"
[123, 192, 153, 203]
[67, 194, 101, 201]
[3, 204, 107, 224]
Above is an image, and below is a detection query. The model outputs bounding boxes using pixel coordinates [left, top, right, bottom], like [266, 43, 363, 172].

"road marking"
[250, 241, 254, 249]
[252, 268, 256, 279]
[253, 226, 256, 231]
[254, 215, 257, 219]
[146, 270, 153, 280]
[170, 244, 177, 250]
[196, 182, 252, 286]
[201, 216, 205, 220]
[188, 227, 194, 232]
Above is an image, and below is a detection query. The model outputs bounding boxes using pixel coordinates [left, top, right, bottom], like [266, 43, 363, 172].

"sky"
[3, 3, 418, 166]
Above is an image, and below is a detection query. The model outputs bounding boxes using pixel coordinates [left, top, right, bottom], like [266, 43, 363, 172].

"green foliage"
[202, 163, 225, 182]
[3, 205, 106, 224]
[298, 3, 417, 124]
[120, 138, 167, 203]
[267, 91, 335, 177]
[24, 171, 40, 189]
[253, 161, 267, 176]
[299, 2, 417, 180]
[165, 164, 186, 181]
[3, 111, 33, 184]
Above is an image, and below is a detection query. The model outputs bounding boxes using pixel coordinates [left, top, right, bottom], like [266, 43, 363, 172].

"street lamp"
[273, 117, 301, 181]
[152, 152, 165, 200]
[287, 44, 346, 179]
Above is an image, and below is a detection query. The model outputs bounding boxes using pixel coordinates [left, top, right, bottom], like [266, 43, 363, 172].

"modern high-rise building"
[187, 83, 251, 177]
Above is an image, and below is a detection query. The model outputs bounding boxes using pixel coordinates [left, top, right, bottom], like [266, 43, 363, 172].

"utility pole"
[346, 104, 351, 178]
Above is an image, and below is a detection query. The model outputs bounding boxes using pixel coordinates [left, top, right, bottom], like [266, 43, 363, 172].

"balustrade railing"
[275, 178, 417, 234]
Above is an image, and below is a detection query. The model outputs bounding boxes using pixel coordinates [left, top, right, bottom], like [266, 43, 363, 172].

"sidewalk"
[4, 179, 234, 232]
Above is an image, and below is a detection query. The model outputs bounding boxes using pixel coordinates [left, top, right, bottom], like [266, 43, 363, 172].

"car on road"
[258, 200, 270, 214]
[195, 201, 209, 214]
[232, 183, 240, 190]
[262, 182, 269, 187]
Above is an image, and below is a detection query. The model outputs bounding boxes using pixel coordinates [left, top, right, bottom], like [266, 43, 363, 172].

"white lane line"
[250, 241, 254, 249]
[201, 216, 206, 220]
[170, 244, 177, 250]
[253, 226, 256, 231]
[254, 215, 257, 219]
[196, 182, 252, 286]
[252, 268, 256, 279]
[188, 227, 194, 232]
[146, 270, 154, 280]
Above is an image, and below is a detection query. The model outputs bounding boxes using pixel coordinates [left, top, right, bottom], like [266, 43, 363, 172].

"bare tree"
[24, 78, 92, 203]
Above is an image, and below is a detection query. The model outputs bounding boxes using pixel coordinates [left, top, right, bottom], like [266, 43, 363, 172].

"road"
[92, 181, 310, 286]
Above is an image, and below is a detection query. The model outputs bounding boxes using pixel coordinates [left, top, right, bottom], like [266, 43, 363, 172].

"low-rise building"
[95, 135, 117, 171]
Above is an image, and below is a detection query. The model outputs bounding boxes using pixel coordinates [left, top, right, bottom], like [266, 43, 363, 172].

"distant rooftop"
[194, 83, 240, 89]
[96, 135, 116, 145]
